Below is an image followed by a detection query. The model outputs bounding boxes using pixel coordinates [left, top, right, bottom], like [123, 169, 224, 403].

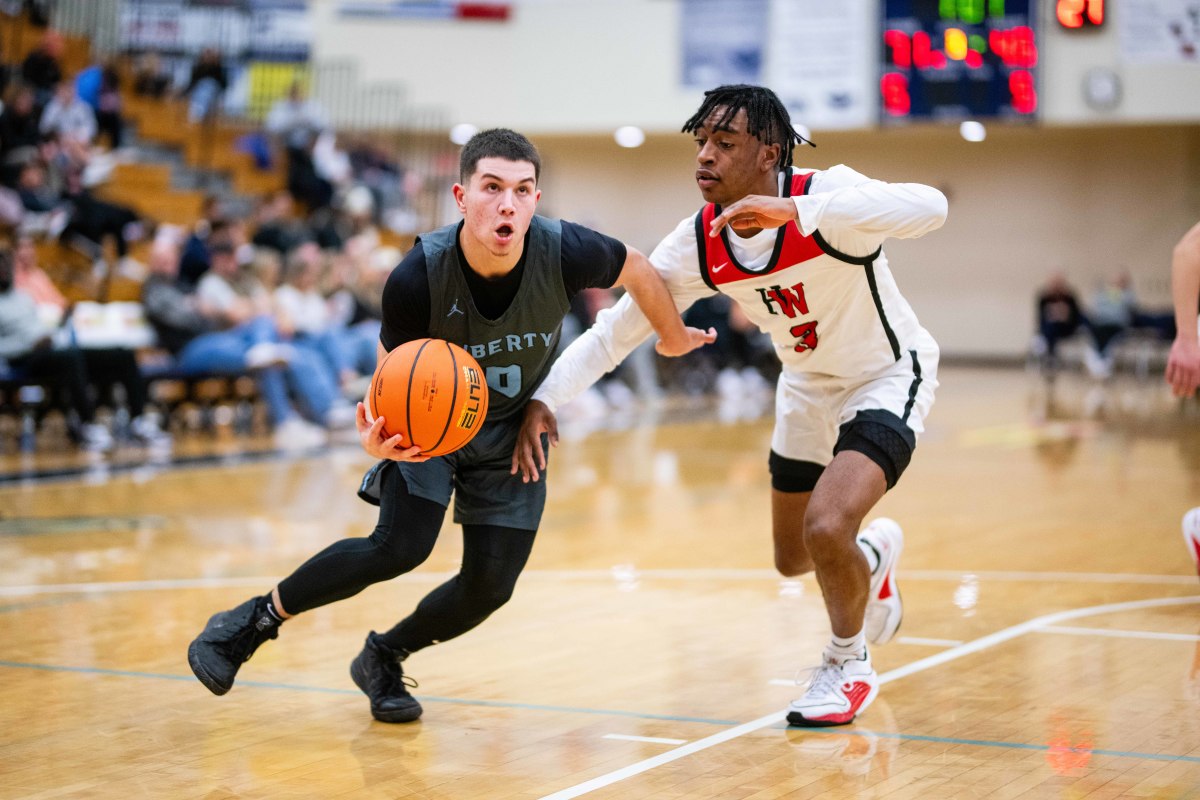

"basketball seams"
[406, 338, 433, 451]
[425, 340, 460, 456]
[369, 346, 400, 425]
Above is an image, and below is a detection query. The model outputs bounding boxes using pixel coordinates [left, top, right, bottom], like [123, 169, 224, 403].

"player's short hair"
[681, 84, 814, 171]
[459, 128, 541, 185]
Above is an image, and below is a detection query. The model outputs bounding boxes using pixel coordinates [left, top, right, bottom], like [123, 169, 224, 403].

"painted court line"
[895, 636, 963, 647]
[1037, 624, 1200, 642]
[2, 569, 1196, 597]
[602, 734, 688, 746]
[761, 727, 1200, 765]
[0, 661, 739, 726]
[536, 595, 1200, 800]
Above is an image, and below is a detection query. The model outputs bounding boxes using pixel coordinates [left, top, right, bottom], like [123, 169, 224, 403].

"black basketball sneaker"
[188, 596, 280, 695]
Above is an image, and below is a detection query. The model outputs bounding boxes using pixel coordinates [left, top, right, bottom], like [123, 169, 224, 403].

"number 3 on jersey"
[485, 365, 522, 398]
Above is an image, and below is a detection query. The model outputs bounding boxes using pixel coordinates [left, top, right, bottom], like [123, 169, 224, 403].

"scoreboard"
[881, 0, 1038, 122]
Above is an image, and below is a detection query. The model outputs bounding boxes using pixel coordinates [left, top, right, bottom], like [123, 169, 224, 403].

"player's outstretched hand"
[356, 402, 428, 462]
[511, 399, 558, 483]
[1165, 337, 1200, 398]
[656, 326, 718, 357]
[709, 194, 799, 236]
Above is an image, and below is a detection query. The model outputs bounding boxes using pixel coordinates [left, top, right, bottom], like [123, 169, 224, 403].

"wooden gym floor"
[1, 365, 1198, 799]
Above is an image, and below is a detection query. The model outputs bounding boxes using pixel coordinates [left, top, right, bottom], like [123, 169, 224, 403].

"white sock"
[827, 630, 866, 662]
[857, 537, 881, 573]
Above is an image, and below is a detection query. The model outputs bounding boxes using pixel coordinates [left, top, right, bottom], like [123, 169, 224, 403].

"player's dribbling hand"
[709, 195, 799, 235]
[511, 399, 558, 483]
[356, 402, 428, 462]
[656, 325, 718, 357]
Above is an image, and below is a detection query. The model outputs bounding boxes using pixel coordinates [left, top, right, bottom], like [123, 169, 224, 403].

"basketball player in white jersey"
[1165, 219, 1200, 577]
[511, 85, 947, 726]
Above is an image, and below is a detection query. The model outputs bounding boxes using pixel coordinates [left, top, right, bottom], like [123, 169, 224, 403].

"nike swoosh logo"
[713, 262, 729, 273]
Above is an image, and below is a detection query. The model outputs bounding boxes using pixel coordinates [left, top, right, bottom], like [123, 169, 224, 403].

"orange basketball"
[368, 338, 489, 457]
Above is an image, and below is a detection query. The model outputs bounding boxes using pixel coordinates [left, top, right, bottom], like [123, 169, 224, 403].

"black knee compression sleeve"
[833, 411, 916, 490]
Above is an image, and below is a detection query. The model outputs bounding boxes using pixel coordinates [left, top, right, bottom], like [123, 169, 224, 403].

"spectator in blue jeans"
[140, 238, 330, 447]
[180, 48, 227, 124]
[273, 241, 373, 391]
[196, 238, 353, 428]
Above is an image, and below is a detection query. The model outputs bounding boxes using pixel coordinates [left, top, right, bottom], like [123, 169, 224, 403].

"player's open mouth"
[696, 170, 718, 189]
[495, 224, 514, 240]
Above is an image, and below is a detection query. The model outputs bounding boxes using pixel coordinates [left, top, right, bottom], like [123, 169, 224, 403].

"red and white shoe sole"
[786, 681, 880, 728]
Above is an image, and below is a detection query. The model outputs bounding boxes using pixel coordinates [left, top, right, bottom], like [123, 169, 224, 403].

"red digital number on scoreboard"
[1056, 0, 1104, 29]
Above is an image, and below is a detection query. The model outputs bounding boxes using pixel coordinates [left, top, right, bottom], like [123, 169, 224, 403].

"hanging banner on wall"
[119, 0, 312, 60]
[1119, 0, 1200, 63]
[765, 0, 874, 130]
[680, 0, 768, 88]
[336, 1, 511, 20]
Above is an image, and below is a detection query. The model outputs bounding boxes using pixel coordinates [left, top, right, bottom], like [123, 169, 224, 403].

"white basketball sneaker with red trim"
[859, 518, 904, 645]
[787, 648, 879, 727]
[1184, 507, 1200, 579]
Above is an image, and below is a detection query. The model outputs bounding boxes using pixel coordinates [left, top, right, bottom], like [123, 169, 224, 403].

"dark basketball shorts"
[358, 414, 547, 531]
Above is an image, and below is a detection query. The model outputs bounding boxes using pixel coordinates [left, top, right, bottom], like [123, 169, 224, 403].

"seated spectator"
[331, 236, 389, 321]
[324, 244, 383, 382]
[1035, 272, 1085, 370]
[250, 190, 311, 256]
[0, 245, 167, 449]
[1084, 271, 1136, 379]
[197, 239, 351, 429]
[15, 159, 68, 238]
[265, 81, 332, 211]
[180, 47, 227, 124]
[20, 29, 63, 110]
[10, 233, 67, 326]
[0, 83, 43, 166]
[140, 237, 329, 447]
[132, 51, 171, 99]
[76, 59, 123, 150]
[274, 241, 368, 391]
[178, 197, 229, 288]
[39, 79, 97, 153]
[59, 167, 145, 262]
[346, 136, 404, 218]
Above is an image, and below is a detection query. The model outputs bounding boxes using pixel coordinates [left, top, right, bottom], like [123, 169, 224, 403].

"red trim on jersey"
[698, 172, 823, 287]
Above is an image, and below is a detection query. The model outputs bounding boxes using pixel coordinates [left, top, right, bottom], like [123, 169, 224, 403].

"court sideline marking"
[1, 568, 1195, 597]
[536, 594, 1200, 800]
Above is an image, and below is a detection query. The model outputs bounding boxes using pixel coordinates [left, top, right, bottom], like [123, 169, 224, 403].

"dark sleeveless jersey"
[417, 216, 571, 421]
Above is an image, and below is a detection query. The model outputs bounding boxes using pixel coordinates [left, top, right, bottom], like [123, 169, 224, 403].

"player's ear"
[760, 142, 781, 173]
[452, 183, 466, 213]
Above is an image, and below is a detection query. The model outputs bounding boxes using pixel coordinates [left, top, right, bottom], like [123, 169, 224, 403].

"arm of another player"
[510, 293, 651, 483]
[614, 246, 716, 357]
[512, 230, 716, 482]
[709, 166, 948, 250]
[356, 340, 428, 462]
[1166, 220, 1200, 398]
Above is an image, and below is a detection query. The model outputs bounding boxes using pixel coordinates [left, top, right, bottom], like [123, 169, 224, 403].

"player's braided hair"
[681, 84, 814, 171]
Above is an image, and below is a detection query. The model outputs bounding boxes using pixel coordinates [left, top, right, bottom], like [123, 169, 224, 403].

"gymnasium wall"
[306, 1, 1200, 358]
[532, 124, 1200, 359]
[309, 1, 1200, 133]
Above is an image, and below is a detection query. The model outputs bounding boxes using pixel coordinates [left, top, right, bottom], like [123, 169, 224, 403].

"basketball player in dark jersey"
[187, 128, 716, 722]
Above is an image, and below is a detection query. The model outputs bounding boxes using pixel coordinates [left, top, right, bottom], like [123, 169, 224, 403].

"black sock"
[262, 596, 285, 625]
